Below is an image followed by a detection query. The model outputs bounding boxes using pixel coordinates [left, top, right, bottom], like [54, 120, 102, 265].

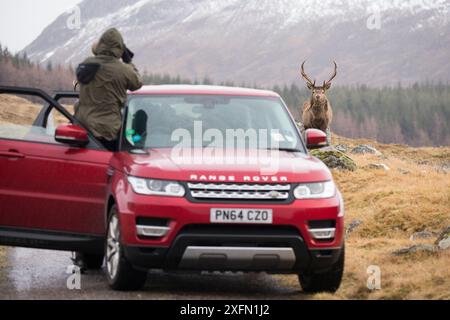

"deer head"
[301, 61, 337, 106]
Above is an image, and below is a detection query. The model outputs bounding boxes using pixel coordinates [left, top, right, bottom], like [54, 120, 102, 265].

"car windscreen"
[122, 95, 303, 152]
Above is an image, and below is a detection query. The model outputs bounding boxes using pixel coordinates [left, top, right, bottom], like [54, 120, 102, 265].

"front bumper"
[113, 175, 344, 273]
[123, 224, 343, 273]
[118, 192, 344, 250]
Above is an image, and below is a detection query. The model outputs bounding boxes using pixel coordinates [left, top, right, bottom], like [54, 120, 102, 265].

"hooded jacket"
[74, 28, 142, 141]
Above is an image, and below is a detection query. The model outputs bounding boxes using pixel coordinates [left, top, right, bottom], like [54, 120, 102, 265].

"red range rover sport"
[0, 85, 344, 292]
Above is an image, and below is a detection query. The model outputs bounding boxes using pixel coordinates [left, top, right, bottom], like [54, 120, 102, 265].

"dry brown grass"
[288, 134, 450, 299]
[0, 95, 42, 126]
[277, 238, 450, 300]
[332, 134, 450, 238]
[0, 94, 75, 124]
[275, 135, 450, 300]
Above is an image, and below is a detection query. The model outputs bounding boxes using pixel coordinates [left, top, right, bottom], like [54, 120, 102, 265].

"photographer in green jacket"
[74, 28, 142, 151]
[72, 28, 142, 270]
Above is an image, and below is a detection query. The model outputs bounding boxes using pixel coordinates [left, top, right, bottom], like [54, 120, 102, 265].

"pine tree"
[46, 61, 53, 72]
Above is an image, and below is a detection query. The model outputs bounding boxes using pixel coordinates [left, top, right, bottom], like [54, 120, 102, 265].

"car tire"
[298, 246, 345, 294]
[105, 205, 147, 291]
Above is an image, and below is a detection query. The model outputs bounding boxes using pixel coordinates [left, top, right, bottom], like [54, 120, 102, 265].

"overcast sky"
[0, 0, 82, 53]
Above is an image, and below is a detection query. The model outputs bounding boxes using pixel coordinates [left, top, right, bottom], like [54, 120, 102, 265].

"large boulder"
[310, 147, 357, 171]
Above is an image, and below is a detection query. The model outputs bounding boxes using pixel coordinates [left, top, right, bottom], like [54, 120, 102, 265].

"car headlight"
[293, 181, 336, 199]
[128, 176, 186, 197]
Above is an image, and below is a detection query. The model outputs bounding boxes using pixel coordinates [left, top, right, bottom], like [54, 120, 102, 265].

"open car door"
[0, 86, 111, 254]
[32, 91, 80, 127]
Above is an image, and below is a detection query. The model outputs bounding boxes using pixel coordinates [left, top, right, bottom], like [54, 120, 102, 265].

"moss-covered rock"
[310, 147, 357, 171]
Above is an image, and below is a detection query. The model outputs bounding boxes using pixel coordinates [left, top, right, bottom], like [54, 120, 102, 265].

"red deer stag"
[300, 61, 337, 144]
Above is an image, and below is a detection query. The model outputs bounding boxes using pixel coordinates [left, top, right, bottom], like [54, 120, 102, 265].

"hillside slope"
[23, 0, 450, 86]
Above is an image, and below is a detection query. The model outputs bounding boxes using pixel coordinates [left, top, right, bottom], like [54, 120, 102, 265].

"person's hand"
[91, 42, 99, 55]
[122, 46, 134, 64]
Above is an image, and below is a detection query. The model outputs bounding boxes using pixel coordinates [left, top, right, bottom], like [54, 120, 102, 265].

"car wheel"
[298, 246, 345, 294]
[105, 206, 147, 291]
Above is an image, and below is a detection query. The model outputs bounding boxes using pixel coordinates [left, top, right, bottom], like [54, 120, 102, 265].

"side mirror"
[305, 129, 328, 149]
[55, 124, 89, 147]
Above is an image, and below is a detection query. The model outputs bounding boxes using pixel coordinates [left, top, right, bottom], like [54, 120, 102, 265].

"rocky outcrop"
[346, 219, 363, 238]
[335, 144, 349, 153]
[398, 168, 412, 175]
[351, 144, 382, 156]
[392, 244, 439, 256]
[435, 226, 450, 250]
[394, 227, 450, 255]
[366, 163, 390, 171]
[409, 231, 436, 241]
[310, 147, 357, 171]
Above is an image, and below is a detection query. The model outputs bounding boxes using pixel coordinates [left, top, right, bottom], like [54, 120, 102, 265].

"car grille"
[187, 183, 291, 200]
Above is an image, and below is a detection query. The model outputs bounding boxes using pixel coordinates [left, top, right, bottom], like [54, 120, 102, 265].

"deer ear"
[324, 82, 332, 90]
[307, 83, 314, 90]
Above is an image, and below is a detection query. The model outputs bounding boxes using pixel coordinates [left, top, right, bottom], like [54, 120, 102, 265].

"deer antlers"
[324, 61, 338, 88]
[301, 61, 315, 88]
[300, 61, 338, 89]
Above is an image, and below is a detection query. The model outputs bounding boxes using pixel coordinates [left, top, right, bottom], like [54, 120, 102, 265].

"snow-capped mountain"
[24, 0, 450, 86]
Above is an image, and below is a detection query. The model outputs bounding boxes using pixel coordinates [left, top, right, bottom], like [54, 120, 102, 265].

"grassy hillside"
[279, 135, 450, 299]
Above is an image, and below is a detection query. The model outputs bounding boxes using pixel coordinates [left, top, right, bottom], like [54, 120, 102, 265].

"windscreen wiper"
[263, 147, 302, 153]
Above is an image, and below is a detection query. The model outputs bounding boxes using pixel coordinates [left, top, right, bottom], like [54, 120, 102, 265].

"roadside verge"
[0, 247, 6, 278]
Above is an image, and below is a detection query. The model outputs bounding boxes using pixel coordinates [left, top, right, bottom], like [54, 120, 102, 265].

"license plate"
[210, 208, 273, 224]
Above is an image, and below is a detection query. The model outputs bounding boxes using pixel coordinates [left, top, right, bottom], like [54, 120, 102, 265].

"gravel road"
[0, 247, 305, 300]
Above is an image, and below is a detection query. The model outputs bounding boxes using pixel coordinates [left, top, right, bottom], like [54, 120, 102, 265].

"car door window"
[56, 97, 76, 116]
[0, 94, 71, 145]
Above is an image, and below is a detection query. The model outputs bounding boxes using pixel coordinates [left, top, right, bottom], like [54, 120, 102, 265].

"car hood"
[112, 148, 332, 183]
